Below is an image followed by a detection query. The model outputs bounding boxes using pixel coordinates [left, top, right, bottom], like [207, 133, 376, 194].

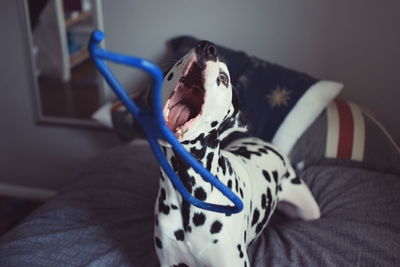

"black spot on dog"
[255, 188, 273, 234]
[158, 188, 170, 215]
[267, 187, 272, 200]
[190, 146, 207, 160]
[210, 220, 222, 234]
[190, 176, 196, 186]
[237, 244, 244, 258]
[155, 237, 162, 249]
[262, 170, 271, 182]
[181, 201, 191, 232]
[193, 212, 206, 226]
[244, 230, 247, 242]
[194, 187, 207, 201]
[171, 204, 178, 210]
[172, 263, 189, 267]
[158, 201, 170, 215]
[167, 72, 174, 81]
[218, 157, 226, 174]
[213, 239, 218, 244]
[228, 146, 261, 159]
[291, 176, 301, 184]
[261, 193, 267, 208]
[227, 179, 232, 189]
[216, 77, 221, 86]
[251, 208, 260, 226]
[206, 152, 214, 170]
[239, 188, 244, 198]
[174, 229, 185, 241]
[170, 156, 178, 171]
[258, 148, 268, 154]
[191, 133, 205, 145]
[272, 171, 278, 183]
[159, 171, 165, 181]
[171, 151, 193, 194]
[226, 160, 233, 176]
[207, 130, 219, 149]
[211, 121, 218, 128]
[235, 178, 239, 192]
[241, 141, 258, 146]
[160, 188, 166, 199]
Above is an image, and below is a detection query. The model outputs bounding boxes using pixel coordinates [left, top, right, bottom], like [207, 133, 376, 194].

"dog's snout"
[196, 41, 218, 61]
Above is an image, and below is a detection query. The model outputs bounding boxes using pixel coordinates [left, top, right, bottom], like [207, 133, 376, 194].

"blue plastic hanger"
[89, 30, 243, 214]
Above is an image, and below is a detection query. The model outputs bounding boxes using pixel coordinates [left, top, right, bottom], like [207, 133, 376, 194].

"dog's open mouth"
[164, 60, 205, 138]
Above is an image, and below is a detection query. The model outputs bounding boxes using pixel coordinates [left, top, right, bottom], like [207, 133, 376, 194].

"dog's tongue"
[168, 103, 191, 131]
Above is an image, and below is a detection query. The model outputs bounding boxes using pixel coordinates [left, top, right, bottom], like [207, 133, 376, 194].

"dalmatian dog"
[154, 41, 320, 267]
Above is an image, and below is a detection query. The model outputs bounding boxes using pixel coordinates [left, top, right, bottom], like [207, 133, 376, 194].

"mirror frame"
[19, 0, 110, 128]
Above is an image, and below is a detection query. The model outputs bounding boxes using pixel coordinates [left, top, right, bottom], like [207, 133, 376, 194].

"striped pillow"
[290, 99, 400, 175]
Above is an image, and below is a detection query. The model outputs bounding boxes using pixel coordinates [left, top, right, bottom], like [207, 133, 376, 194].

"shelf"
[69, 47, 89, 68]
[65, 11, 92, 27]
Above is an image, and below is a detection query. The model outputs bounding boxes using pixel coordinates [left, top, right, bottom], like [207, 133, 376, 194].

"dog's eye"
[219, 72, 229, 87]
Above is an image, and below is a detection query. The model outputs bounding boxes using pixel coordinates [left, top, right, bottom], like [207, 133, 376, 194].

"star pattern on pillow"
[266, 86, 292, 107]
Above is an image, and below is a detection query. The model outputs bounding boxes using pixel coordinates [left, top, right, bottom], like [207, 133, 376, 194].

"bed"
[1, 37, 399, 266]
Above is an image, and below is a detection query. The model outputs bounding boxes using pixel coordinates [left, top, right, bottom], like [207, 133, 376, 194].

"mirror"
[24, 0, 108, 126]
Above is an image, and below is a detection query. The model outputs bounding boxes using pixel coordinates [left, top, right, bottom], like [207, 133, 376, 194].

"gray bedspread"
[0, 144, 399, 266]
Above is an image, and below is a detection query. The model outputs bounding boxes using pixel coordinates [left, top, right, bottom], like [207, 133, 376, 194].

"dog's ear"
[231, 88, 248, 128]
[231, 88, 241, 116]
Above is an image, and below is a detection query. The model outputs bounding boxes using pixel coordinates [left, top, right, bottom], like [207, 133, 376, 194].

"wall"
[103, 0, 400, 143]
[0, 0, 122, 191]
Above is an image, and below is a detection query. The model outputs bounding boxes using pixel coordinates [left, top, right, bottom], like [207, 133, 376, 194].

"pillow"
[93, 36, 342, 153]
[289, 99, 400, 175]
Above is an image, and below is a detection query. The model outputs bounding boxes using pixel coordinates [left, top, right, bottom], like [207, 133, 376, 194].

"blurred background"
[0, 0, 399, 197]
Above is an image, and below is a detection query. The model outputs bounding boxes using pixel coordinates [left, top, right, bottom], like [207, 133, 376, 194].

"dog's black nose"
[196, 40, 218, 61]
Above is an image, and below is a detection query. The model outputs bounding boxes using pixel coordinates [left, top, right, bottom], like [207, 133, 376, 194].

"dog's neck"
[162, 104, 248, 193]
[160, 102, 247, 231]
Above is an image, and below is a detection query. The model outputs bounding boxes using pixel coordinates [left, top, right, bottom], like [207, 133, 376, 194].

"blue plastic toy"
[89, 30, 243, 214]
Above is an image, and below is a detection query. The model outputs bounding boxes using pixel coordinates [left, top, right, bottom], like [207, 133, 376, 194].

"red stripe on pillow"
[335, 100, 354, 159]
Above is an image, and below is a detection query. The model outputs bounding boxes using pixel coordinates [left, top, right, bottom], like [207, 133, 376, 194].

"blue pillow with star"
[168, 36, 342, 154]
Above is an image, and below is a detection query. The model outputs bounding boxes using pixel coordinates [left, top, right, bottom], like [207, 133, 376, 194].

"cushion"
[93, 36, 342, 153]
[0, 144, 399, 266]
[290, 99, 400, 175]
